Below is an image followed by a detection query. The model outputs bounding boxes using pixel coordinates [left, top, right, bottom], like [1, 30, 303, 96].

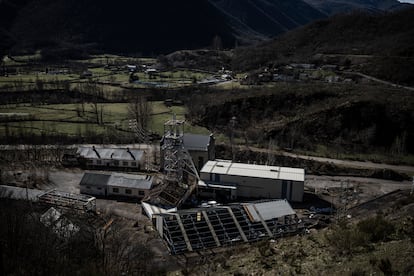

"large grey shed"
[199, 160, 305, 202]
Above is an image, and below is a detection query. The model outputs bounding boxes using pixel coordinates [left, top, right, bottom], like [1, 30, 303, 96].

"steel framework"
[38, 189, 96, 212]
[155, 201, 303, 254]
[153, 115, 199, 207]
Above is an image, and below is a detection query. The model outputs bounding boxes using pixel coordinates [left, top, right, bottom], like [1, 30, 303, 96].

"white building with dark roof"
[198, 160, 305, 202]
[80, 172, 153, 200]
[77, 146, 145, 170]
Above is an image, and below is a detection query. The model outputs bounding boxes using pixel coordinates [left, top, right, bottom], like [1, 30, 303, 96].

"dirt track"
[246, 146, 414, 175]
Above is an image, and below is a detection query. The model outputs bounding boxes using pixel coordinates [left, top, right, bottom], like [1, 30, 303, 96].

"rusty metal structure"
[153, 199, 303, 254]
[38, 189, 96, 212]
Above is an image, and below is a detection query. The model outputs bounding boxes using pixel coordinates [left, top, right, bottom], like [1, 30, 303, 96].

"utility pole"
[411, 176, 414, 195]
[230, 116, 237, 162]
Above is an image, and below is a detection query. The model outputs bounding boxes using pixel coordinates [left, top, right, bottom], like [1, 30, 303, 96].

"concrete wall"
[80, 184, 150, 199]
[106, 185, 149, 198]
[85, 158, 143, 169]
[80, 185, 106, 197]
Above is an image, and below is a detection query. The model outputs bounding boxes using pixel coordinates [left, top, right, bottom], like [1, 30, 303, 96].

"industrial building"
[80, 172, 154, 200]
[76, 146, 145, 170]
[198, 160, 305, 202]
[160, 133, 215, 172]
[153, 199, 302, 254]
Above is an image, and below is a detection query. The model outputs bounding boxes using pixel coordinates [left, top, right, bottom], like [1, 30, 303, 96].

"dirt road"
[245, 146, 414, 175]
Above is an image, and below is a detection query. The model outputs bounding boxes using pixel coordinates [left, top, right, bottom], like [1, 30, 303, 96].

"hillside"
[233, 7, 414, 85]
[1, 0, 326, 56]
[177, 191, 414, 275]
[8, 0, 235, 55]
[208, 0, 325, 40]
[304, 0, 409, 15]
[187, 83, 414, 159]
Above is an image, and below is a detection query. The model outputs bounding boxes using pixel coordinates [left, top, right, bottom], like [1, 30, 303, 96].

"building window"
[125, 189, 132, 194]
[123, 161, 128, 166]
[87, 160, 93, 164]
[86, 186, 91, 189]
[114, 160, 119, 166]
[139, 191, 145, 196]
[97, 187, 102, 190]
[131, 162, 137, 167]
[97, 160, 102, 165]
[113, 188, 119, 193]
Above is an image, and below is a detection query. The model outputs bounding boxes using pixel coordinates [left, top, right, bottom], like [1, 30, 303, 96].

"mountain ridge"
[1, 0, 325, 55]
[303, 0, 410, 15]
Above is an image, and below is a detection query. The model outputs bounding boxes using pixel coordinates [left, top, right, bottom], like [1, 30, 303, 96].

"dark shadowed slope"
[208, 0, 326, 39]
[2, 0, 327, 55]
[304, 0, 410, 15]
[9, 0, 236, 54]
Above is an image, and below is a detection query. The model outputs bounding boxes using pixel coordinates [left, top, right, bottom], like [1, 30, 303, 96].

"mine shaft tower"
[162, 115, 199, 185]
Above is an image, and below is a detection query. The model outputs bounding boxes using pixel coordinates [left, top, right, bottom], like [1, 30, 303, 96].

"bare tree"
[267, 139, 277, 166]
[128, 95, 152, 136]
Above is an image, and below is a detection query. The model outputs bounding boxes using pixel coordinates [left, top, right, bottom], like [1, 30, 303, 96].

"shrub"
[326, 221, 370, 256]
[357, 215, 395, 243]
[378, 258, 393, 276]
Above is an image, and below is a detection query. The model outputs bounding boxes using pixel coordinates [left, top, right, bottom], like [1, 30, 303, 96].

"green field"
[0, 101, 210, 140]
[1, 54, 215, 92]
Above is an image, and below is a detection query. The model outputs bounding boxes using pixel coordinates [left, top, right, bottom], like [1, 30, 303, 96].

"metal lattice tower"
[128, 119, 149, 144]
[162, 115, 199, 184]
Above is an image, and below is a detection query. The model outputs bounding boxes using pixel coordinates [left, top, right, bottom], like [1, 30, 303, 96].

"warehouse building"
[80, 172, 153, 200]
[77, 146, 145, 170]
[198, 160, 305, 202]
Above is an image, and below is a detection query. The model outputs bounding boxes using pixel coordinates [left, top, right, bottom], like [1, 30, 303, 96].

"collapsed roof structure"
[152, 199, 302, 254]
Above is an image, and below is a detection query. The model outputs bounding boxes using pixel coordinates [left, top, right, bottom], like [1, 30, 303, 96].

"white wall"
[86, 158, 143, 169]
[106, 185, 149, 198]
[80, 185, 106, 197]
[200, 172, 304, 202]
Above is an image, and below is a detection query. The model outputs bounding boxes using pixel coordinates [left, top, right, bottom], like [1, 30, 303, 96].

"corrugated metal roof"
[80, 173, 111, 187]
[77, 147, 144, 161]
[200, 160, 305, 182]
[80, 172, 153, 190]
[0, 185, 43, 201]
[243, 200, 296, 222]
[183, 134, 211, 151]
[108, 173, 153, 189]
